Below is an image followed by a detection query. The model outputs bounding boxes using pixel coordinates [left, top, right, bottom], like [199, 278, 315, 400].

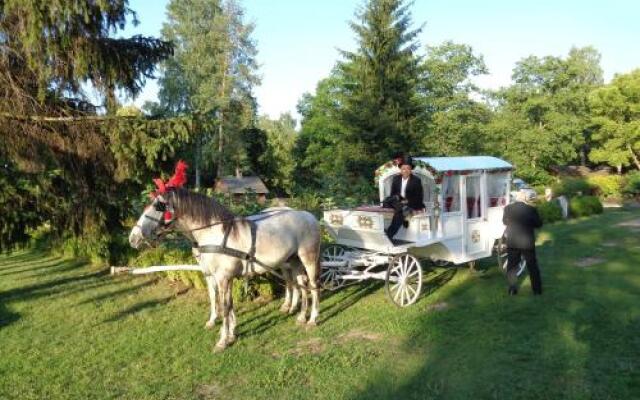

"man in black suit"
[385, 162, 424, 240]
[502, 191, 543, 295]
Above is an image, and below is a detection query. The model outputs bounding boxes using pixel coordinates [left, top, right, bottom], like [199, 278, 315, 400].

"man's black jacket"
[502, 201, 543, 249]
[390, 174, 424, 210]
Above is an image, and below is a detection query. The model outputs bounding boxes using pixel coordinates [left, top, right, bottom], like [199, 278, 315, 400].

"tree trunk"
[216, 64, 228, 179]
[627, 144, 640, 171]
[194, 117, 201, 189]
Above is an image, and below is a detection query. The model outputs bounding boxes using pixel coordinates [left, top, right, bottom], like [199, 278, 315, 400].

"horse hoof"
[306, 320, 317, 327]
[204, 320, 215, 330]
[296, 317, 307, 325]
[213, 342, 227, 353]
[226, 335, 237, 345]
[279, 306, 289, 314]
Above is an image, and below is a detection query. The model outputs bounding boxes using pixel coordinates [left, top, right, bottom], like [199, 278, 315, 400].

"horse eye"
[154, 202, 166, 212]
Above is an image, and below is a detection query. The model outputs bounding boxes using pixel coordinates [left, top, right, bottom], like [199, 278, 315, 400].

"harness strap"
[198, 243, 284, 281]
[195, 209, 297, 284]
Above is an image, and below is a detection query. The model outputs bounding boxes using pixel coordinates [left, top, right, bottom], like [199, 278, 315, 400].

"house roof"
[412, 156, 513, 173]
[215, 176, 269, 194]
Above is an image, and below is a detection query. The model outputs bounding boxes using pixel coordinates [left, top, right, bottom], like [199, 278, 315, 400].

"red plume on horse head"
[152, 160, 189, 195]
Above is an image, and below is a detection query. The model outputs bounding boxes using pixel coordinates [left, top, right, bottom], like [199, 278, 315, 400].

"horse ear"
[153, 178, 166, 194]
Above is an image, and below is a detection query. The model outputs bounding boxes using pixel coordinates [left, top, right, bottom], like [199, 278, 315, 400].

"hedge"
[569, 196, 603, 217]
[552, 177, 595, 198]
[623, 171, 640, 197]
[536, 200, 563, 224]
[586, 174, 626, 199]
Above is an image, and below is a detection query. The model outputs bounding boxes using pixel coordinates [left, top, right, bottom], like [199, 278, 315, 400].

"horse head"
[129, 161, 187, 249]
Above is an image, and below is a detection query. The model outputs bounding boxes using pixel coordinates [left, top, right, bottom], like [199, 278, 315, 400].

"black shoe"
[402, 220, 409, 228]
[508, 287, 518, 296]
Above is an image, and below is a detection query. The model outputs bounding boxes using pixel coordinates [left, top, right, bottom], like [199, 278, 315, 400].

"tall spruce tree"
[337, 0, 423, 183]
[0, 0, 173, 250]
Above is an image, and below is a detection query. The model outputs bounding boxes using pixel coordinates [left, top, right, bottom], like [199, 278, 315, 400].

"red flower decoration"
[153, 160, 189, 194]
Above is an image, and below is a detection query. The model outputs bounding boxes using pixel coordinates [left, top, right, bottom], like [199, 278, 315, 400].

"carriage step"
[391, 239, 415, 246]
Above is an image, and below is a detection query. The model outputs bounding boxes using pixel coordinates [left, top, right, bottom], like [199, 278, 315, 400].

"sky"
[120, 0, 640, 120]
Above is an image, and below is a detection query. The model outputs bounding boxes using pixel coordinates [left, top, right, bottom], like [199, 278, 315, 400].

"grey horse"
[129, 189, 321, 351]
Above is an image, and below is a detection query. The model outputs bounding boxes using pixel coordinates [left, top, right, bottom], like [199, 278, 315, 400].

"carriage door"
[463, 174, 486, 255]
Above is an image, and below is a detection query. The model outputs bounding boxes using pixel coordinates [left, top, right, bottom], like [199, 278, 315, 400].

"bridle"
[134, 197, 177, 248]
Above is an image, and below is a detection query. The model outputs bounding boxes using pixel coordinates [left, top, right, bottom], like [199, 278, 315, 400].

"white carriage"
[320, 156, 514, 307]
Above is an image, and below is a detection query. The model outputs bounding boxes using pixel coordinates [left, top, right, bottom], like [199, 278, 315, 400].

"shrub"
[552, 178, 595, 198]
[623, 171, 640, 197]
[536, 200, 563, 224]
[569, 196, 603, 217]
[232, 276, 277, 302]
[586, 174, 626, 199]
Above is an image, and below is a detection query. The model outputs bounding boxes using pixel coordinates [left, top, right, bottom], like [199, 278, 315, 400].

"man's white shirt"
[401, 177, 409, 198]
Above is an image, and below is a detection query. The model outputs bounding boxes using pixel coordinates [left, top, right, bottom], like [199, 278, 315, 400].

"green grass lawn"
[1, 209, 639, 400]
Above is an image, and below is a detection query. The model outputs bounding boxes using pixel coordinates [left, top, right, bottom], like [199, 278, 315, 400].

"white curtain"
[442, 175, 460, 212]
[466, 176, 481, 219]
[487, 173, 508, 207]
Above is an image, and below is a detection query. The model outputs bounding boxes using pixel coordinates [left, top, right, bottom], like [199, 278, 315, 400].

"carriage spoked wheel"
[386, 253, 423, 307]
[494, 237, 526, 277]
[320, 245, 348, 291]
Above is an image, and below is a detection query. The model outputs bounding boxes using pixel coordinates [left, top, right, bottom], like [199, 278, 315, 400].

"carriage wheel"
[320, 245, 347, 291]
[494, 237, 526, 276]
[386, 254, 423, 307]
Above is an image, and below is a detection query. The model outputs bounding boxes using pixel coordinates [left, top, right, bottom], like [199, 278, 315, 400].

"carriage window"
[442, 175, 460, 213]
[421, 176, 435, 210]
[466, 176, 481, 219]
[487, 173, 509, 208]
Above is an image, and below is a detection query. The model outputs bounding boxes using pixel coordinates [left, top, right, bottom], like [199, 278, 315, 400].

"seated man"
[385, 162, 424, 240]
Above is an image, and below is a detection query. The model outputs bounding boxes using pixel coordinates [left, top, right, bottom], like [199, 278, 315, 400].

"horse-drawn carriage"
[116, 156, 516, 350]
[319, 156, 514, 307]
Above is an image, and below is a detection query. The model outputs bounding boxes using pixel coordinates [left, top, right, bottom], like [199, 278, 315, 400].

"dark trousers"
[507, 248, 542, 294]
[386, 210, 405, 239]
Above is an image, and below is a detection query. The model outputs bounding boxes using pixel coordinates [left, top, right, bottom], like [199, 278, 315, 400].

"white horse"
[129, 189, 321, 351]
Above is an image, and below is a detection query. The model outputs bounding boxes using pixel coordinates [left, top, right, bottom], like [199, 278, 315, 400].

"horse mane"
[168, 188, 237, 233]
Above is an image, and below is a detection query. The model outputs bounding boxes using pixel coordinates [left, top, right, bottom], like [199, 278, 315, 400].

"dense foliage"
[0, 0, 182, 252]
[536, 200, 564, 224]
[569, 195, 603, 217]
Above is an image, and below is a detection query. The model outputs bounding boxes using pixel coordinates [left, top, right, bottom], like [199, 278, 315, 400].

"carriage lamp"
[358, 215, 374, 229]
[330, 214, 343, 226]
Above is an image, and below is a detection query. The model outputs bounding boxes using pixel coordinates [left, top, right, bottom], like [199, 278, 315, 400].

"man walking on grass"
[502, 191, 543, 295]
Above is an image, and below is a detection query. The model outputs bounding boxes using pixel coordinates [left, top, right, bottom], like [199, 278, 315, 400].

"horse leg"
[295, 273, 308, 325]
[287, 261, 303, 314]
[214, 277, 232, 351]
[289, 267, 301, 315]
[227, 288, 237, 345]
[279, 265, 293, 314]
[204, 275, 217, 329]
[299, 250, 321, 326]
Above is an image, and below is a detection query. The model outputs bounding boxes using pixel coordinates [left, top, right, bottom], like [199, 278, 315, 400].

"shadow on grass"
[101, 294, 176, 323]
[320, 281, 384, 324]
[0, 268, 110, 303]
[0, 257, 74, 276]
[421, 268, 457, 298]
[76, 279, 158, 306]
[0, 301, 20, 328]
[0, 255, 61, 273]
[347, 210, 640, 400]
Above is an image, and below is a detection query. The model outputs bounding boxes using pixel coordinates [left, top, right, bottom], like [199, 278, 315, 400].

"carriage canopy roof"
[411, 156, 512, 173]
